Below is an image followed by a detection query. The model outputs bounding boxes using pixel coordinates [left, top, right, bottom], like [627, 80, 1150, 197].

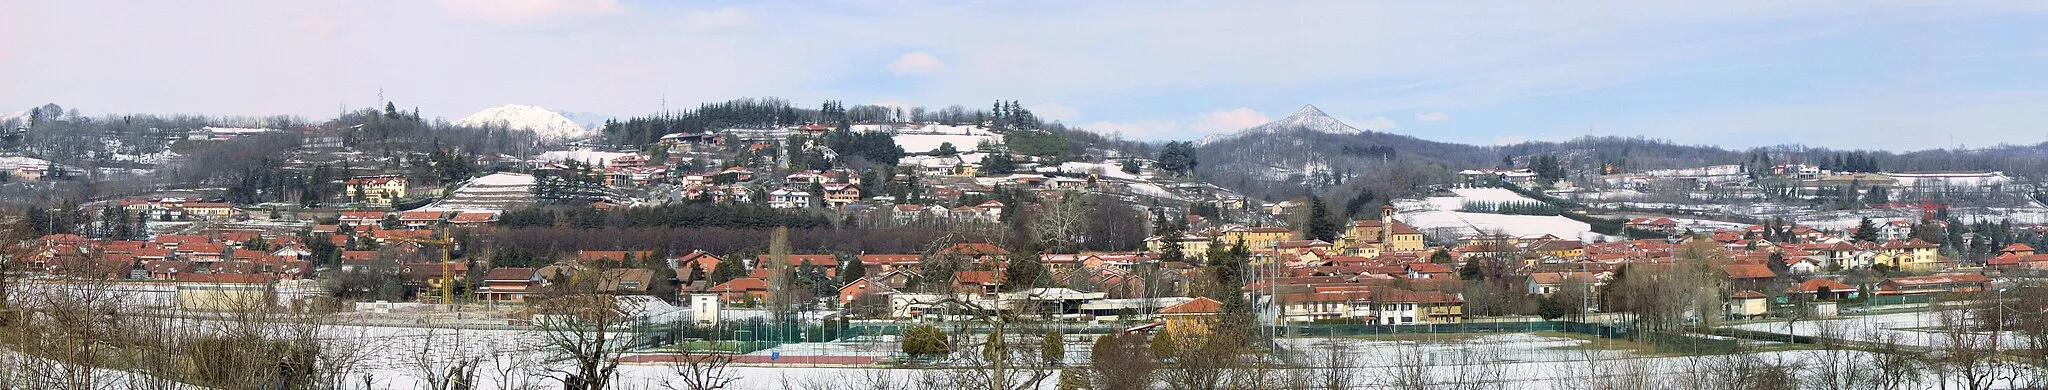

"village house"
[338, 211, 387, 227]
[1725, 291, 1769, 319]
[397, 210, 446, 229]
[1336, 205, 1425, 256]
[707, 277, 769, 303]
[1792, 278, 1856, 301]
[1220, 226, 1293, 253]
[1158, 297, 1224, 335]
[768, 189, 812, 209]
[183, 202, 234, 220]
[1874, 239, 1942, 272]
[346, 175, 409, 206]
[1526, 272, 1598, 296]
[1722, 264, 1778, 291]
[480, 267, 544, 302]
[838, 277, 897, 304]
[821, 183, 861, 208]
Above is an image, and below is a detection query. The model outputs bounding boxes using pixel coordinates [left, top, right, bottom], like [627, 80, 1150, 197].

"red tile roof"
[485, 267, 538, 282]
[859, 254, 921, 265]
[954, 270, 1000, 285]
[448, 211, 499, 224]
[941, 243, 1009, 256]
[398, 211, 447, 221]
[1722, 264, 1777, 279]
[1159, 297, 1224, 315]
[756, 254, 838, 267]
[708, 278, 768, 293]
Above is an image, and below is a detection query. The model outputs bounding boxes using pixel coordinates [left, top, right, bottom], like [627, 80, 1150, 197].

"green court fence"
[1868, 294, 1933, 307]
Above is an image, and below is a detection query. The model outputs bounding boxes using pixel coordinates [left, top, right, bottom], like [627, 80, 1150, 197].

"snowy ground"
[1401, 210, 1598, 241]
[1395, 190, 1604, 241]
[86, 314, 2006, 390]
[421, 172, 536, 211]
[1727, 309, 2008, 348]
[1055, 162, 1136, 181]
[894, 133, 1001, 154]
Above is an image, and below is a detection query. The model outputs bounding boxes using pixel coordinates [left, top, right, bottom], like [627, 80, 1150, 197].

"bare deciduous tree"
[660, 350, 741, 390]
[410, 329, 485, 390]
[532, 266, 640, 390]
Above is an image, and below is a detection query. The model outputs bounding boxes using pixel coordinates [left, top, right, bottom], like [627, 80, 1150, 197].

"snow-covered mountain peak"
[454, 104, 594, 142]
[1265, 104, 1362, 135]
[1198, 104, 1364, 145]
[1290, 104, 1329, 118]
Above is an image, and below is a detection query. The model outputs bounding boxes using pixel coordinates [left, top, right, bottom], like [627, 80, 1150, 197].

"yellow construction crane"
[385, 227, 461, 308]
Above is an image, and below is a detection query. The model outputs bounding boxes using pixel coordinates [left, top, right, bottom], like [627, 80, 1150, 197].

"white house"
[768, 189, 812, 209]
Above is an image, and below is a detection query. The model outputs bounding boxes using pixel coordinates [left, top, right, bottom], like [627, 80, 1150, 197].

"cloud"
[887, 52, 950, 75]
[1188, 108, 1270, 134]
[1028, 102, 1079, 122]
[1080, 120, 1179, 138]
[681, 7, 751, 32]
[1415, 111, 1449, 122]
[1356, 116, 1397, 130]
[434, 0, 623, 24]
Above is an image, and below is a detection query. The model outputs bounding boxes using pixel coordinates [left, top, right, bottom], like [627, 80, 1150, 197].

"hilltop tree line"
[338, 103, 539, 156]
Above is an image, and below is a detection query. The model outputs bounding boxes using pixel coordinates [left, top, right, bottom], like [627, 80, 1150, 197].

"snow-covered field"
[1401, 210, 1599, 241]
[1728, 310, 1998, 348]
[421, 172, 537, 211]
[1397, 188, 1602, 241]
[1056, 162, 1136, 181]
[894, 133, 1001, 154]
[1448, 188, 1539, 204]
[24, 312, 2004, 390]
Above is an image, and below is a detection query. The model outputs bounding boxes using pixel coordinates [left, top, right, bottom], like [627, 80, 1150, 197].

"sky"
[4, 0, 2047, 151]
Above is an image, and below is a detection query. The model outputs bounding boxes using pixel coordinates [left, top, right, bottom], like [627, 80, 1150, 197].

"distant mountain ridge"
[1187, 103, 2048, 202]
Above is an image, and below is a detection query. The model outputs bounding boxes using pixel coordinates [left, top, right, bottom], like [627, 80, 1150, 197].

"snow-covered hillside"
[536, 150, 630, 166]
[454, 104, 594, 142]
[1199, 105, 1364, 145]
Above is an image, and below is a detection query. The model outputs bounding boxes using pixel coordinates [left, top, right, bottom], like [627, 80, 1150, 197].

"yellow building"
[182, 202, 234, 220]
[1338, 204, 1427, 256]
[347, 175, 409, 207]
[1530, 240, 1585, 260]
[1159, 297, 1223, 336]
[1220, 227, 1293, 252]
[1877, 239, 1941, 272]
[1146, 235, 1214, 262]
[1386, 224, 1425, 252]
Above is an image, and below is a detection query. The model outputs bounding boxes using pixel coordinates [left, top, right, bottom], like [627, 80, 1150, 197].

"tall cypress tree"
[1853, 217, 1879, 243]
[1306, 196, 1340, 243]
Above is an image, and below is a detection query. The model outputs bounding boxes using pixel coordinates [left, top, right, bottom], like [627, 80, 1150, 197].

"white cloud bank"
[888, 52, 950, 75]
